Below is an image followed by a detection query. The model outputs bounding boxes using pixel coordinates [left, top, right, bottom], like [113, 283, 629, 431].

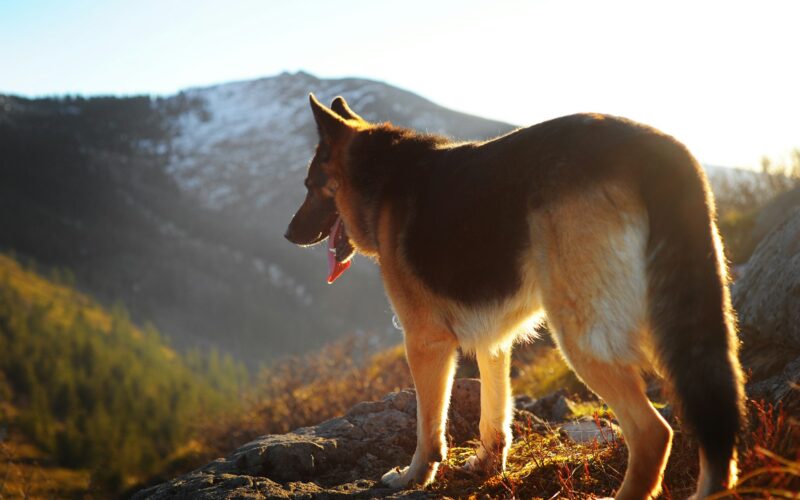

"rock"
[512, 409, 549, 435]
[134, 379, 486, 499]
[230, 435, 332, 481]
[347, 400, 388, 417]
[750, 186, 800, 250]
[517, 389, 578, 422]
[447, 378, 482, 442]
[733, 207, 800, 411]
[514, 394, 534, 410]
[560, 418, 619, 443]
[551, 395, 578, 421]
[386, 389, 416, 413]
[746, 357, 800, 410]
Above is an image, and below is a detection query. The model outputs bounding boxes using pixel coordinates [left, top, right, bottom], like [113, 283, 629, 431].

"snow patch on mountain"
[165, 72, 405, 212]
[163, 71, 514, 213]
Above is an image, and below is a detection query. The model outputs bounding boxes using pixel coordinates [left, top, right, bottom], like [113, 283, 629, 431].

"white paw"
[460, 445, 504, 475]
[381, 466, 414, 488]
[461, 454, 483, 472]
[381, 462, 437, 488]
[461, 453, 502, 474]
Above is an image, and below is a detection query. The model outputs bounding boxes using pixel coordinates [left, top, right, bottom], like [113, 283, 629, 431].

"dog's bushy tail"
[637, 135, 745, 490]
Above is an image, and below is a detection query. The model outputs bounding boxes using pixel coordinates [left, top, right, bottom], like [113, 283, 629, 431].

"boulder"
[749, 186, 800, 250]
[516, 389, 578, 422]
[560, 418, 619, 444]
[733, 207, 800, 410]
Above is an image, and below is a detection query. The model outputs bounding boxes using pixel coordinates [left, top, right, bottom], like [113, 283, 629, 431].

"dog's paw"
[460, 453, 501, 475]
[381, 462, 436, 489]
[461, 454, 483, 473]
[381, 466, 414, 488]
[460, 441, 507, 476]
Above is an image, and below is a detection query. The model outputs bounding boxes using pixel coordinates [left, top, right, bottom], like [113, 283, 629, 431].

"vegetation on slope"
[0, 253, 246, 495]
[201, 336, 414, 458]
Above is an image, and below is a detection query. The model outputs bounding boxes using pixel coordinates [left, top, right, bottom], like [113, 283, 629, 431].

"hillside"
[0, 253, 245, 495]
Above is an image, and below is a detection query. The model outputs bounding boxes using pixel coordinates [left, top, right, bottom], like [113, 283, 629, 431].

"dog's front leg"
[463, 347, 512, 474]
[382, 330, 458, 488]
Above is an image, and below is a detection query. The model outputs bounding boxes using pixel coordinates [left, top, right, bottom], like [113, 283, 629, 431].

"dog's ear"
[330, 96, 365, 122]
[310, 93, 350, 140]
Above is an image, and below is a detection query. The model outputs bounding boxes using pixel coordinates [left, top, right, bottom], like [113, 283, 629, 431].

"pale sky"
[2, 0, 799, 168]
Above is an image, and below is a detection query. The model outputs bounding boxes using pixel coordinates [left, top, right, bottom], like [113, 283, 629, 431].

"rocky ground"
[134, 379, 622, 499]
[134, 379, 481, 499]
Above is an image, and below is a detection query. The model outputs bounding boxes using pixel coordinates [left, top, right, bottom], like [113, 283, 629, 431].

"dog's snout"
[284, 226, 298, 244]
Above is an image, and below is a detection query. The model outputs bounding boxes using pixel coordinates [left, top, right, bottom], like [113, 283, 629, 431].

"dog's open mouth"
[327, 216, 355, 283]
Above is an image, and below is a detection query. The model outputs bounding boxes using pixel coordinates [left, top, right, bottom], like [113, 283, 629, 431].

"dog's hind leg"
[381, 328, 458, 488]
[537, 184, 674, 498]
[463, 347, 512, 474]
[564, 350, 672, 500]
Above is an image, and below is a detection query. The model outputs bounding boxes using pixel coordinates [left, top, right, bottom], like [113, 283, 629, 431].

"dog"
[285, 94, 745, 499]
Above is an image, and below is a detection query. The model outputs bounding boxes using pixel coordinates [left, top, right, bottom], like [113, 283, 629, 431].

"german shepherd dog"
[285, 95, 745, 499]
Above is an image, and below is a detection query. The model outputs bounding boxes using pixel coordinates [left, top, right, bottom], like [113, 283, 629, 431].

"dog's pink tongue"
[327, 217, 351, 284]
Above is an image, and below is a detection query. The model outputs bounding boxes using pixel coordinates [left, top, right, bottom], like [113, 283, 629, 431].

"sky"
[2, 0, 799, 168]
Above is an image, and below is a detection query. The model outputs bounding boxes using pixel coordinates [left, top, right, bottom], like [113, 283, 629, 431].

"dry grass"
[426, 397, 799, 499]
[717, 400, 800, 498]
[199, 335, 413, 458]
[512, 341, 586, 399]
[433, 418, 630, 499]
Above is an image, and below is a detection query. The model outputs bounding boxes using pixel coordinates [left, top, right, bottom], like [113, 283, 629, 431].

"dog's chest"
[441, 277, 544, 354]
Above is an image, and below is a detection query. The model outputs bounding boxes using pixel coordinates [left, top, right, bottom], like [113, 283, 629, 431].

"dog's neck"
[335, 124, 452, 257]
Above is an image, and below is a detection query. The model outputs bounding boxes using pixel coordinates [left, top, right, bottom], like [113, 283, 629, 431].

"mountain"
[0, 72, 513, 364]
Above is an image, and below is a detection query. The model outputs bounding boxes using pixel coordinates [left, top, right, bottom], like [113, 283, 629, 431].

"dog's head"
[284, 94, 364, 282]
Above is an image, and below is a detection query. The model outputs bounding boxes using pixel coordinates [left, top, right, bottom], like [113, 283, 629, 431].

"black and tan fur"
[285, 95, 745, 499]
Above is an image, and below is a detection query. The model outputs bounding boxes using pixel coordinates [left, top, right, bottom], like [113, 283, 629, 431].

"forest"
[0, 253, 246, 495]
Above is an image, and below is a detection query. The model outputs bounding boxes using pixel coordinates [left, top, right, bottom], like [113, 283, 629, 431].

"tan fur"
[535, 182, 655, 367]
[469, 348, 513, 472]
[534, 183, 673, 498]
